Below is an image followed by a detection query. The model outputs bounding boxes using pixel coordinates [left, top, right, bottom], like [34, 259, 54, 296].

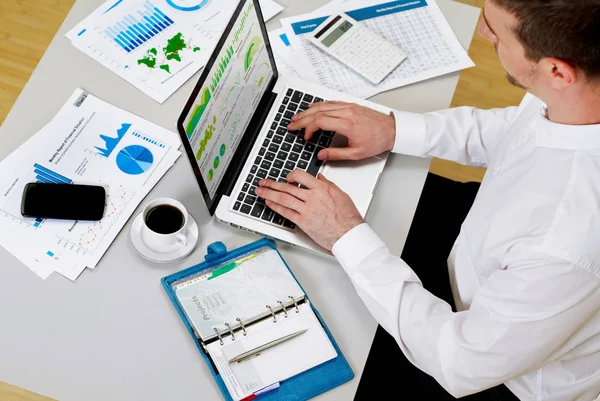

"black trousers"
[354, 174, 519, 401]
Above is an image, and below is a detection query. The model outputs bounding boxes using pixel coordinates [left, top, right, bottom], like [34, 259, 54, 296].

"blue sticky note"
[279, 33, 290, 47]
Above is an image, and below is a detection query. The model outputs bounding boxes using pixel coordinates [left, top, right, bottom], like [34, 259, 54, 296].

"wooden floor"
[0, 0, 525, 400]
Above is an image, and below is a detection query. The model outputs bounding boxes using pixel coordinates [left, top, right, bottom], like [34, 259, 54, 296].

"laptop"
[177, 0, 390, 255]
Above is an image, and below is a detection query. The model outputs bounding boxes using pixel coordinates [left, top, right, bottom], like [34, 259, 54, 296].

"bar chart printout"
[104, 1, 175, 53]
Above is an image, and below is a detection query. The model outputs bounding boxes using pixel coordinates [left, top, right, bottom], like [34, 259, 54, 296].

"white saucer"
[130, 212, 199, 263]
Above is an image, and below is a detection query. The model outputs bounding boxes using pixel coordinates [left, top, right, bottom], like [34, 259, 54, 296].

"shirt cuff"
[391, 110, 427, 156]
[332, 223, 386, 273]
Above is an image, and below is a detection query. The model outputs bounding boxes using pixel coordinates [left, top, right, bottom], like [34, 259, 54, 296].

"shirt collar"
[535, 106, 600, 150]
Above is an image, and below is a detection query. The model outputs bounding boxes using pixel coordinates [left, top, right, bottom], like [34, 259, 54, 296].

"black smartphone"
[21, 183, 106, 221]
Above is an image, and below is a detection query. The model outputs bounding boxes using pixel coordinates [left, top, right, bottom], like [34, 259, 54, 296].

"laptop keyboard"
[232, 88, 334, 230]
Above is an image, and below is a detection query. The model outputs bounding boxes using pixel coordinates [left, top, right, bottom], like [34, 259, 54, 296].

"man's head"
[478, 0, 600, 95]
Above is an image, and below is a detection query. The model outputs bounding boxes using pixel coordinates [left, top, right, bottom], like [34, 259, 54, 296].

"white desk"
[0, 1, 479, 400]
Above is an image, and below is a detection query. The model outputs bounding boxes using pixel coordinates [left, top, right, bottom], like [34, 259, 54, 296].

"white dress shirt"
[332, 94, 600, 401]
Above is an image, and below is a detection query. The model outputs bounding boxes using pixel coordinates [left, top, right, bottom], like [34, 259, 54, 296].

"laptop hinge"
[218, 90, 278, 200]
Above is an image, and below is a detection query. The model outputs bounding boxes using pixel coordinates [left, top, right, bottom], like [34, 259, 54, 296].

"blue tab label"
[291, 0, 428, 35]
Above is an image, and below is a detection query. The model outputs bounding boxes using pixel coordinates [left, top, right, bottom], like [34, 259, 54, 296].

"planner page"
[207, 304, 337, 401]
[174, 248, 304, 339]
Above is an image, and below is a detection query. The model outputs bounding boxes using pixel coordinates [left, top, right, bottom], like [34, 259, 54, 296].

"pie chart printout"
[116, 145, 154, 175]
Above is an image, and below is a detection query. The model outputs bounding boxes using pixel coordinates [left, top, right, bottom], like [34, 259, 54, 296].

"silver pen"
[228, 329, 308, 364]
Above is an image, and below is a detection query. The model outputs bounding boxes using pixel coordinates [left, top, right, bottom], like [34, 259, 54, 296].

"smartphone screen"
[21, 183, 106, 221]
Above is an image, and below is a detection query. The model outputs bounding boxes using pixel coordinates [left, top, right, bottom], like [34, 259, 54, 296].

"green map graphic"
[244, 36, 262, 72]
[137, 32, 201, 75]
[186, 88, 211, 137]
[195, 115, 217, 161]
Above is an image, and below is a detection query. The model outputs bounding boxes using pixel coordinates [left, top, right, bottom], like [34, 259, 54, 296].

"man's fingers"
[301, 115, 350, 139]
[254, 186, 306, 212]
[263, 201, 301, 224]
[288, 108, 352, 133]
[291, 101, 353, 121]
[256, 179, 308, 201]
[317, 146, 361, 161]
[286, 169, 320, 189]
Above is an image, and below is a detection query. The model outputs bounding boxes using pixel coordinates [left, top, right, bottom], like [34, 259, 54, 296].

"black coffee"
[145, 205, 185, 234]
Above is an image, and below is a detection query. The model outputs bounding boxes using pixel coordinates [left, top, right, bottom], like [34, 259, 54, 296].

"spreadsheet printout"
[280, 0, 475, 99]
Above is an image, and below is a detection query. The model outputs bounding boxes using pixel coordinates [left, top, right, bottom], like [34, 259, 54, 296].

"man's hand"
[255, 170, 364, 251]
[288, 101, 396, 161]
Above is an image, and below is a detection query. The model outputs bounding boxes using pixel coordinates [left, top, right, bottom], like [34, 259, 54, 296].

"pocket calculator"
[307, 13, 407, 84]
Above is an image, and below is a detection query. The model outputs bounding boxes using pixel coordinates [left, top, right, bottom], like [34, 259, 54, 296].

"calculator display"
[321, 20, 353, 47]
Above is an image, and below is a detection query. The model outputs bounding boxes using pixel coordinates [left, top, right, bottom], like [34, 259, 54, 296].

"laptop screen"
[181, 0, 275, 199]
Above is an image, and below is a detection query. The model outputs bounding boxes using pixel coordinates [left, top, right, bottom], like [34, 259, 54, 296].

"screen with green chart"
[183, 0, 274, 198]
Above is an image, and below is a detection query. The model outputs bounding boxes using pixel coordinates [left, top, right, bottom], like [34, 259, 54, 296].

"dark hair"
[492, 0, 600, 79]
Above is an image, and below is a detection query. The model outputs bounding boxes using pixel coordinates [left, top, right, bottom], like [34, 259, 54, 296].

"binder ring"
[277, 300, 288, 318]
[236, 317, 247, 336]
[266, 305, 277, 323]
[224, 323, 235, 341]
[288, 296, 300, 313]
[214, 327, 224, 345]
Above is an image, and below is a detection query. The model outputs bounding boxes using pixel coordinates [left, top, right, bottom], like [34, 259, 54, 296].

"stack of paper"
[66, 0, 284, 103]
[270, 0, 474, 98]
[0, 89, 181, 281]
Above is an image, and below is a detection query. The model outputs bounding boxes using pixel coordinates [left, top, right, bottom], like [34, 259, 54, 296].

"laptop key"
[268, 144, 279, 153]
[237, 192, 245, 201]
[276, 127, 287, 135]
[285, 160, 295, 170]
[301, 151, 312, 161]
[273, 135, 283, 144]
[270, 168, 281, 177]
[260, 160, 272, 170]
[282, 96, 290, 105]
[280, 119, 290, 127]
[255, 156, 261, 165]
[233, 201, 241, 211]
[267, 130, 274, 139]
[292, 90, 304, 103]
[283, 219, 296, 229]
[279, 105, 285, 113]
[259, 147, 266, 156]
[250, 165, 258, 174]
[303, 94, 314, 102]
[306, 157, 323, 177]
[246, 174, 253, 183]
[250, 204, 265, 218]
[295, 136, 306, 145]
[289, 152, 299, 162]
[287, 102, 298, 112]
[252, 177, 261, 186]
[271, 122, 277, 130]
[250, 186, 257, 195]
[276, 151, 288, 160]
[265, 152, 275, 161]
[257, 197, 265, 204]
[284, 111, 294, 119]
[284, 134, 295, 143]
[272, 214, 285, 225]
[281, 142, 291, 152]
[318, 135, 331, 147]
[245, 195, 257, 205]
[299, 102, 309, 110]
[261, 207, 275, 221]
[242, 183, 249, 192]
[240, 204, 252, 214]
[297, 160, 308, 169]
[292, 143, 303, 153]
[257, 169, 268, 179]
[314, 97, 323, 102]
[263, 138, 269, 147]
[286, 88, 293, 96]
[305, 142, 316, 152]
[281, 169, 291, 179]
[273, 159, 284, 169]
[274, 113, 282, 122]
[309, 131, 322, 143]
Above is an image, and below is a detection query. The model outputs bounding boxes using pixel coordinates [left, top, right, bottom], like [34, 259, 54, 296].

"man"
[255, 0, 600, 400]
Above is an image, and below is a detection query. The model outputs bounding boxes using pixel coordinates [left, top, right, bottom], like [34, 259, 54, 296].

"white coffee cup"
[141, 198, 189, 253]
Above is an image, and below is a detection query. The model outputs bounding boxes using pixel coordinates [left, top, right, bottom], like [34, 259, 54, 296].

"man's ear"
[542, 57, 577, 90]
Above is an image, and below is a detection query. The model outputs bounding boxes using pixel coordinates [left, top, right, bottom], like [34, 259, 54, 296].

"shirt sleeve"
[391, 106, 520, 167]
[332, 224, 600, 397]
